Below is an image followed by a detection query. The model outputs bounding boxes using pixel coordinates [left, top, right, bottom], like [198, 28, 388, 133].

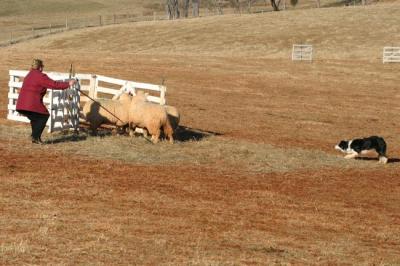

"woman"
[16, 59, 76, 144]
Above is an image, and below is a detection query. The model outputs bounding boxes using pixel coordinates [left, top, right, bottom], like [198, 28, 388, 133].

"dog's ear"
[338, 140, 348, 149]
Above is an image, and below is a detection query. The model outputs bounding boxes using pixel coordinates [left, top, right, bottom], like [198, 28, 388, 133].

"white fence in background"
[7, 70, 167, 133]
[292, 44, 313, 62]
[383, 47, 400, 63]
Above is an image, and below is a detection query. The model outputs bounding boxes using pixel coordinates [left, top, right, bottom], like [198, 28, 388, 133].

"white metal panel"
[383, 46, 400, 63]
[292, 44, 313, 61]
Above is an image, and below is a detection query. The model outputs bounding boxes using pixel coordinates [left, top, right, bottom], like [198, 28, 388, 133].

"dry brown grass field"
[1, 1, 400, 265]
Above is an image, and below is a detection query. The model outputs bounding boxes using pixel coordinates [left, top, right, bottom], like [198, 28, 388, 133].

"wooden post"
[65, 17, 68, 30]
[8, 74, 14, 117]
[160, 86, 166, 105]
[49, 90, 54, 133]
[113, 14, 116, 24]
[89, 75, 97, 98]
[10, 32, 13, 44]
[49, 24, 52, 34]
[99, 15, 102, 26]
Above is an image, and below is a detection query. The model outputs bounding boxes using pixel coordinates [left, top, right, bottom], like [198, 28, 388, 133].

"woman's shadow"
[44, 132, 88, 144]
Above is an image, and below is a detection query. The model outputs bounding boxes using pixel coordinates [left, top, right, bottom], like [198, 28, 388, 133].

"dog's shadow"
[355, 157, 400, 164]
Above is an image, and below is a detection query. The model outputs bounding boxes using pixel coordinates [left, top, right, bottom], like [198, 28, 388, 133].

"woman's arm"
[40, 73, 73, 90]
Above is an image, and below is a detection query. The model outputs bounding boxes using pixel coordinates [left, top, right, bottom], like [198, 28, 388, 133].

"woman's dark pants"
[17, 110, 49, 141]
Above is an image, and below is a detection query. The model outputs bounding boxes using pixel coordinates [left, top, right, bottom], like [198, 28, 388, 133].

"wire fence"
[0, 6, 276, 47]
[0, 12, 169, 47]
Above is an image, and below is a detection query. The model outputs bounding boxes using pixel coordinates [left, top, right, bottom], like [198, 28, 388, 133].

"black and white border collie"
[335, 136, 388, 164]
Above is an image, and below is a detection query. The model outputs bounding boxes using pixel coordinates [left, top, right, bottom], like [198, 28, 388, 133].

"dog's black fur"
[335, 136, 388, 164]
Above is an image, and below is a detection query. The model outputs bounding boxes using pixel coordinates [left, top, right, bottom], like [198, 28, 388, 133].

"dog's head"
[335, 140, 349, 153]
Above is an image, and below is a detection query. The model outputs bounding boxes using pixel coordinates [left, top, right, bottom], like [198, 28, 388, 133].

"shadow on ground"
[174, 126, 222, 142]
[46, 125, 221, 144]
[45, 133, 87, 144]
[355, 157, 400, 164]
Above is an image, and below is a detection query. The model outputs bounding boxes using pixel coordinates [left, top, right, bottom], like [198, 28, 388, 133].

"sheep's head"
[132, 90, 147, 103]
[119, 92, 132, 104]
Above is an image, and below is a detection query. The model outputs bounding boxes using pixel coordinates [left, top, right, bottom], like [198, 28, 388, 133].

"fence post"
[65, 17, 68, 30]
[159, 86, 166, 105]
[49, 90, 54, 132]
[99, 15, 102, 26]
[49, 24, 52, 34]
[113, 14, 116, 24]
[89, 75, 97, 98]
[10, 32, 13, 44]
[8, 73, 15, 118]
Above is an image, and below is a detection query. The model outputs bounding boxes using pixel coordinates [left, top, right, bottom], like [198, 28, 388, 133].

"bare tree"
[247, 0, 257, 12]
[229, 0, 241, 13]
[205, 0, 224, 15]
[183, 0, 190, 17]
[270, 0, 281, 11]
[166, 0, 180, 19]
[263, 0, 282, 11]
[193, 0, 200, 16]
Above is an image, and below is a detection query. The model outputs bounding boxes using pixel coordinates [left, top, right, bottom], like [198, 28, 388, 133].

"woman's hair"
[31, 59, 44, 70]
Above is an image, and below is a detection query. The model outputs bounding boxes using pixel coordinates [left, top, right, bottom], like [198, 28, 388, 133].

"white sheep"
[128, 91, 174, 143]
[130, 91, 180, 131]
[82, 93, 132, 134]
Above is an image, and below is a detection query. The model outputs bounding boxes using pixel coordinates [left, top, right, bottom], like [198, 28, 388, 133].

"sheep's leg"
[129, 122, 136, 137]
[142, 128, 149, 138]
[163, 119, 174, 144]
[151, 134, 159, 144]
[150, 128, 160, 144]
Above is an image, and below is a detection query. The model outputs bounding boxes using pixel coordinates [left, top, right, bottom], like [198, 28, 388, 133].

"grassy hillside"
[0, 0, 164, 17]
[14, 4, 400, 60]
